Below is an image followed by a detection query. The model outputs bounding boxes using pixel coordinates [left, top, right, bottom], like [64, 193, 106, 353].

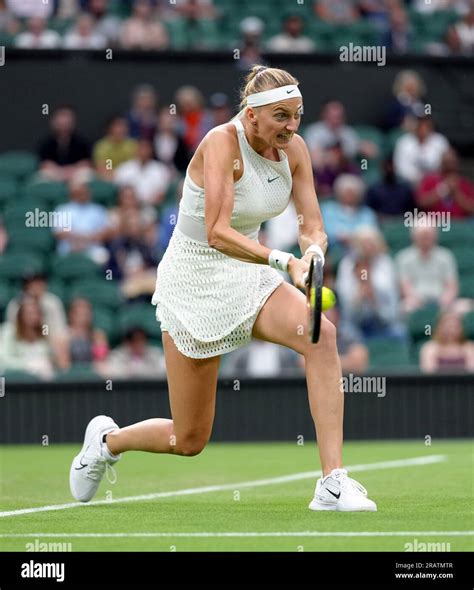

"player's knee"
[305, 316, 337, 356]
[176, 433, 208, 456]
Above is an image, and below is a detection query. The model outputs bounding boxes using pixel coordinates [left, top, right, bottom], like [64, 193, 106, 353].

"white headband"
[246, 84, 302, 108]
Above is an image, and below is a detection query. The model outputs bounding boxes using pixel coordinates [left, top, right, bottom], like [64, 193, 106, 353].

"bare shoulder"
[201, 122, 238, 151]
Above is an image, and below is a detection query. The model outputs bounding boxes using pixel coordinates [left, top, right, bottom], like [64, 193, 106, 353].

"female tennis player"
[70, 66, 376, 512]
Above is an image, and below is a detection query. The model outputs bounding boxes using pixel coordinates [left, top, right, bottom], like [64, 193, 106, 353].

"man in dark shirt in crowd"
[38, 105, 92, 182]
[366, 156, 414, 218]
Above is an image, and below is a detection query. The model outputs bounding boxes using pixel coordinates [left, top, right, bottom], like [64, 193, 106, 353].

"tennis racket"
[304, 255, 323, 343]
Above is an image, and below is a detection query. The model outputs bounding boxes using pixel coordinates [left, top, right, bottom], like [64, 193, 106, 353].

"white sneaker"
[308, 468, 377, 512]
[69, 415, 121, 503]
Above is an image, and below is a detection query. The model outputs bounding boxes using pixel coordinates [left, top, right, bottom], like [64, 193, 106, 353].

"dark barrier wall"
[0, 375, 472, 443]
[1, 50, 474, 153]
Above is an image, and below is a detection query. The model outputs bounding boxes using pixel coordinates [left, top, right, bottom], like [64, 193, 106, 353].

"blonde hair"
[232, 65, 299, 119]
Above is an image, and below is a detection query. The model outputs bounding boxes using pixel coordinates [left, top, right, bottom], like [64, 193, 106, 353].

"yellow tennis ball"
[321, 286, 336, 311]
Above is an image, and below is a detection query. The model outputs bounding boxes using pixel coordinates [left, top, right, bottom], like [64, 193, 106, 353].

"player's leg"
[252, 281, 376, 511]
[106, 332, 221, 456]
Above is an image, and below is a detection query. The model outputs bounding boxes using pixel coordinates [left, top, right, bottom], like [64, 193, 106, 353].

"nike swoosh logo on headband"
[286, 89, 295, 94]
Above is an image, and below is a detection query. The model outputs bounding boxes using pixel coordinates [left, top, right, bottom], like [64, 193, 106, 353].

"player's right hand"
[288, 257, 310, 291]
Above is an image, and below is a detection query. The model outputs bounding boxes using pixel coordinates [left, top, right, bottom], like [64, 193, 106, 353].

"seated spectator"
[209, 93, 233, 128]
[380, 3, 412, 54]
[93, 116, 138, 180]
[320, 174, 378, 251]
[396, 225, 459, 313]
[115, 139, 171, 206]
[15, 17, 61, 49]
[394, 115, 450, 185]
[314, 140, 360, 198]
[6, 272, 67, 338]
[53, 177, 110, 263]
[175, 85, 214, 154]
[6, 0, 53, 19]
[324, 304, 369, 373]
[55, 0, 82, 20]
[85, 0, 122, 46]
[63, 13, 107, 49]
[153, 107, 190, 174]
[336, 227, 406, 341]
[416, 148, 474, 218]
[446, 6, 474, 55]
[37, 105, 92, 182]
[120, 0, 169, 50]
[358, 0, 390, 28]
[100, 327, 166, 379]
[266, 14, 316, 53]
[314, 0, 360, 23]
[384, 69, 426, 131]
[366, 157, 414, 218]
[221, 340, 303, 377]
[420, 311, 474, 373]
[235, 17, 266, 70]
[412, 0, 452, 13]
[107, 185, 157, 242]
[108, 210, 160, 300]
[0, 0, 21, 35]
[125, 84, 158, 141]
[67, 297, 109, 366]
[0, 296, 69, 379]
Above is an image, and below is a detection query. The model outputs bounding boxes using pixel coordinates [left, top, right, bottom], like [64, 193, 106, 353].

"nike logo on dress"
[286, 89, 295, 94]
[327, 489, 341, 499]
[267, 176, 280, 183]
[75, 458, 88, 470]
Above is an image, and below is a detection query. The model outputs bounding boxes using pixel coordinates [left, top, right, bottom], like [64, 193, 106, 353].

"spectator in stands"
[101, 326, 166, 378]
[6, 272, 67, 338]
[6, 0, 53, 19]
[153, 106, 190, 174]
[209, 93, 233, 128]
[0, 216, 7, 254]
[314, 140, 360, 198]
[93, 116, 138, 180]
[53, 176, 110, 263]
[15, 17, 61, 49]
[107, 210, 160, 301]
[85, 0, 122, 46]
[320, 174, 378, 251]
[380, 2, 413, 54]
[384, 69, 426, 131]
[158, 178, 183, 252]
[125, 84, 158, 141]
[55, 0, 82, 20]
[396, 224, 459, 313]
[266, 14, 316, 53]
[120, 0, 169, 50]
[314, 0, 360, 23]
[416, 148, 474, 218]
[236, 16, 266, 70]
[420, 310, 474, 373]
[0, 0, 21, 35]
[394, 115, 450, 185]
[107, 185, 157, 242]
[221, 340, 303, 377]
[172, 0, 217, 20]
[67, 297, 109, 366]
[324, 304, 369, 373]
[175, 85, 214, 154]
[38, 105, 92, 182]
[0, 296, 69, 379]
[336, 227, 406, 342]
[63, 13, 107, 49]
[412, 0, 453, 13]
[114, 139, 171, 205]
[358, 0, 390, 29]
[446, 6, 474, 54]
[366, 156, 414, 218]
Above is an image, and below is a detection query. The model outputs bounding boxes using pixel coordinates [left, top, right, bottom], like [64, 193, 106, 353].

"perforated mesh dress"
[151, 117, 293, 358]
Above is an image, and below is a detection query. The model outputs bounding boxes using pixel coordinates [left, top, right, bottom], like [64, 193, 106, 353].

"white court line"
[0, 454, 446, 519]
[1, 531, 472, 538]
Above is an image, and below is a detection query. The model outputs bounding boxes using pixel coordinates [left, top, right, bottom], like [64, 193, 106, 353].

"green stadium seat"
[23, 181, 68, 208]
[408, 304, 440, 342]
[2, 369, 42, 382]
[0, 252, 45, 280]
[4, 197, 50, 228]
[87, 179, 118, 208]
[437, 220, 473, 248]
[47, 278, 66, 301]
[462, 311, 474, 339]
[381, 220, 411, 253]
[0, 176, 18, 210]
[367, 338, 411, 369]
[51, 253, 101, 282]
[459, 274, 474, 299]
[452, 245, 474, 274]
[6, 227, 55, 256]
[0, 151, 38, 180]
[120, 303, 162, 342]
[354, 125, 385, 158]
[54, 363, 101, 382]
[0, 31, 15, 47]
[384, 129, 406, 158]
[0, 282, 14, 321]
[93, 306, 120, 346]
[164, 18, 188, 50]
[67, 278, 122, 309]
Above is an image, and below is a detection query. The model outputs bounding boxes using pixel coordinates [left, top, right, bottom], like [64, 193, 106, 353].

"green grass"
[0, 440, 473, 552]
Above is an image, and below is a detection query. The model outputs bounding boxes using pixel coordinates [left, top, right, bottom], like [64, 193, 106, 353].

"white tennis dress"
[151, 117, 293, 358]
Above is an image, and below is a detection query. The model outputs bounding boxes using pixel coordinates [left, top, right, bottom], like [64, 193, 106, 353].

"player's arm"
[291, 135, 328, 264]
[204, 129, 272, 265]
